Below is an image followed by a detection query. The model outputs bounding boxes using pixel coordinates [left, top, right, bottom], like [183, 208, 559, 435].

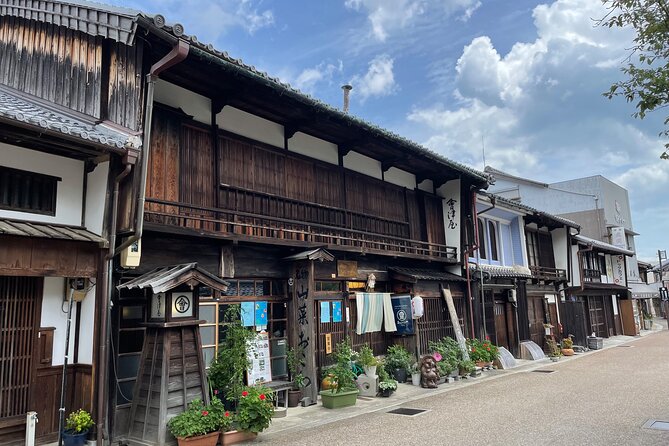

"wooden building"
[0, 1, 495, 444]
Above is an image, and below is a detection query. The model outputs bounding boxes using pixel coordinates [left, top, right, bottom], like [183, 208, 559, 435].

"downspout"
[464, 187, 479, 339]
[97, 40, 189, 446]
[475, 195, 496, 339]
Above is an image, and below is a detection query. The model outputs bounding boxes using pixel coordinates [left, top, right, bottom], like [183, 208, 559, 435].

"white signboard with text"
[612, 255, 626, 285]
[247, 332, 272, 385]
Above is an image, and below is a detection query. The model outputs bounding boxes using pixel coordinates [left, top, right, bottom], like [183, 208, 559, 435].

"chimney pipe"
[342, 84, 352, 113]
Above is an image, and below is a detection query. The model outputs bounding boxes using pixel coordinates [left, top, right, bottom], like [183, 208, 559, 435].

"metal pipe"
[464, 187, 479, 339]
[57, 288, 75, 446]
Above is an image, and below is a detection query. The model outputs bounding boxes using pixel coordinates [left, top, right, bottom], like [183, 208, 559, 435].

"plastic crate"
[587, 336, 603, 350]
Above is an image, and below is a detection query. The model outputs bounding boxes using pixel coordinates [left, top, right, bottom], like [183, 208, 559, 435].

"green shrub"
[234, 386, 275, 433]
[65, 409, 94, 434]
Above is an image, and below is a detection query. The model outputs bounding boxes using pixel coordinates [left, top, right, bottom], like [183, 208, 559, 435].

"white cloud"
[351, 54, 398, 102]
[294, 61, 344, 94]
[344, 0, 480, 42]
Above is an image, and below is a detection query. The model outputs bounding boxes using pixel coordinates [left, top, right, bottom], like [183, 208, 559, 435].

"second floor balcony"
[583, 268, 602, 282]
[529, 265, 567, 282]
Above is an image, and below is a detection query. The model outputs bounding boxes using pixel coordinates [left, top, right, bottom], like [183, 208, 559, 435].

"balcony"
[583, 268, 602, 283]
[529, 265, 567, 282]
[144, 198, 458, 262]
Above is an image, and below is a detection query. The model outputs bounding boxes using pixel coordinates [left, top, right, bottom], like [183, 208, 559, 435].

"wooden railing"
[583, 269, 602, 282]
[144, 198, 458, 261]
[529, 265, 567, 281]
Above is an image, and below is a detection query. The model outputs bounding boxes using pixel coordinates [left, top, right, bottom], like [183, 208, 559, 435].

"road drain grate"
[531, 370, 556, 374]
[643, 420, 669, 431]
[387, 408, 429, 416]
[617, 345, 633, 348]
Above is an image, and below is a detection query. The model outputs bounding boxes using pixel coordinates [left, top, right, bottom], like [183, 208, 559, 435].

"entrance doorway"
[527, 296, 546, 347]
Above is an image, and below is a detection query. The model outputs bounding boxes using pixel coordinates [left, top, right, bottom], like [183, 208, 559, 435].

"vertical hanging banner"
[612, 255, 626, 285]
[255, 301, 268, 326]
[390, 295, 414, 335]
[320, 301, 331, 323]
[241, 301, 255, 327]
[332, 301, 342, 323]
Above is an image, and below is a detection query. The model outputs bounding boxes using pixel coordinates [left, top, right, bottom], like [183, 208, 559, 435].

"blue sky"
[110, 0, 668, 263]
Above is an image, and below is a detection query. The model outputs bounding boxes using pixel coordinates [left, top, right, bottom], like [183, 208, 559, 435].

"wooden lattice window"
[0, 165, 60, 215]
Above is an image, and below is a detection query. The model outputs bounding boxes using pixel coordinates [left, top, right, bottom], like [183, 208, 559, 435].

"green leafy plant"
[234, 385, 275, 433]
[357, 344, 379, 368]
[384, 345, 412, 374]
[378, 379, 397, 391]
[546, 338, 562, 358]
[323, 340, 357, 393]
[167, 400, 219, 439]
[408, 362, 420, 374]
[377, 359, 390, 382]
[65, 409, 94, 434]
[458, 359, 475, 375]
[208, 305, 255, 402]
[429, 336, 462, 374]
[562, 337, 573, 349]
[467, 338, 499, 363]
[286, 346, 306, 391]
[207, 397, 233, 432]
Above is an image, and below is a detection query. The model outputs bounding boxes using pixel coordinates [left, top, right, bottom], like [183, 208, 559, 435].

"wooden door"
[588, 296, 607, 337]
[527, 296, 546, 347]
[494, 301, 509, 349]
[0, 277, 41, 422]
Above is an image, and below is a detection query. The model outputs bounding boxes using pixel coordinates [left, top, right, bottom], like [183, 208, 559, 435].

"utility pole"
[659, 250, 667, 322]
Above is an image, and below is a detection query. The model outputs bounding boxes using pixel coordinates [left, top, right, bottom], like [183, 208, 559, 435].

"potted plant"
[561, 337, 574, 356]
[358, 344, 379, 377]
[286, 346, 305, 407]
[378, 379, 397, 397]
[409, 362, 421, 386]
[458, 359, 475, 377]
[319, 340, 359, 409]
[222, 385, 274, 444]
[546, 337, 562, 362]
[429, 337, 461, 381]
[643, 311, 653, 330]
[167, 400, 220, 446]
[62, 409, 94, 446]
[207, 398, 233, 445]
[384, 345, 412, 383]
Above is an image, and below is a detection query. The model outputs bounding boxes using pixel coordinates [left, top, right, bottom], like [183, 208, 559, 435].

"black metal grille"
[387, 408, 428, 416]
[531, 370, 556, 374]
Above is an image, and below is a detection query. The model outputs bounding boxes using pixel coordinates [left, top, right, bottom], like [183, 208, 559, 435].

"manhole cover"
[617, 345, 634, 348]
[643, 420, 669, 431]
[531, 370, 555, 374]
[387, 408, 429, 416]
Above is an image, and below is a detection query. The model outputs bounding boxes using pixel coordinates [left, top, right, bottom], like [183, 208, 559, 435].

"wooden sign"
[337, 260, 358, 278]
[441, 286, 469, 361]
[325, 333, 332, 354]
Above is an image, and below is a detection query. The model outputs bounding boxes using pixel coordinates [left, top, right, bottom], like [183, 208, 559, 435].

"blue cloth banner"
[320, 301, 331, 323]
[332, 301, 342, 323]
[390, 295, 414, 335]
[241, 302, 255, 327]
[255, 301, 268, 326]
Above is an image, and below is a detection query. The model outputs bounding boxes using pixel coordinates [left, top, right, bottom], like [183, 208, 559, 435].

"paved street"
[261, 331, 669, 446]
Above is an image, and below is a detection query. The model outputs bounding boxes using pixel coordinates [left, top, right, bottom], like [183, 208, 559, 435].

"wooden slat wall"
[180, 124, 215, 230]
[0, 16, 102, 117]
[405, 190, 422, 241]
[423, 194, 446, 245]
[108, 42, 144, 130]
[146, 109, 181, 224]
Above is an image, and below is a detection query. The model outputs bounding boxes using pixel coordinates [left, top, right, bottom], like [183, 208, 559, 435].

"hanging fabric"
[355, 292, 397, 334]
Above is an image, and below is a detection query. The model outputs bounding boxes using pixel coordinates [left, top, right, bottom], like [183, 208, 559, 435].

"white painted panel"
[551, 228, 568, 272]
[84, 161, 109, 235]
[217, 106, 284, 148]
[417, 179, 434, 193]
[77, 286, 96, 364]
[41, 278, 76, 366]
[343, 151, 382, 179]
[154, 79, 211, 124]
[0, 143, 83, 226]
[545, 294, 556, 303]
[612, 295, 619, 315]
[571, 246, 581, 287]
[287, 133, 338, 165]
[384, 167, 415, 189]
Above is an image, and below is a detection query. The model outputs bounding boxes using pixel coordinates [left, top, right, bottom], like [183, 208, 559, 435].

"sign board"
[390, 295, 414, 335]
[171, 292, 193, 318]
[337, 260, 358, 278]
[247, 332, 272, 385]
[610, 227, 626, 249]
[442, 286, 470, 361]
[150, 292, 166, 319]
[612, 255, 625, 285]
[441, 179, 461, 262]
[325, 333, 332, 354]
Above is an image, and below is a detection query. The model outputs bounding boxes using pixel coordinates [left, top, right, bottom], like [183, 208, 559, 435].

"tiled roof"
[469, 263, 532, 279]
[0, 0, 490, 185]
[481, 192, 580, 229]
[117, 262, 229, 294]
[0, 85, 138, 150]
[0, 218, 106, 245]
[574, 234, 634, 256]
[388, 267, 466, 282]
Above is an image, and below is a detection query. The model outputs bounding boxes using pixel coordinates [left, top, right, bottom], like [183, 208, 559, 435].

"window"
[488, 221, 499, 261]
[0, 166, 60, 215]
[526, 231, 539, 267]
[477, 218, 486, 259]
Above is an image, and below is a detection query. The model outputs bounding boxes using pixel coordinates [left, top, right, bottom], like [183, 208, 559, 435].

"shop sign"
[390, 295, 414, 335]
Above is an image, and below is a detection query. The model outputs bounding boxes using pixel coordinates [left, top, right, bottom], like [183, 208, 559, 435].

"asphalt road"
[262, 332, 669, 446]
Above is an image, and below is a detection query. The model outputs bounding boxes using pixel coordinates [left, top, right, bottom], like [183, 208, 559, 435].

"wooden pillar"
[290, 260, 317, 404]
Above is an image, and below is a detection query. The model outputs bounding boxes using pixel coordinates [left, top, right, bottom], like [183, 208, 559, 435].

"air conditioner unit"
[121, 239, 142, 268]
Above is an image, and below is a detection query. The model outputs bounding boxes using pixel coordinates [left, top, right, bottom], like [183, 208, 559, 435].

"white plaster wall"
[384, 167, 415, 189]
[417, 179, 434, 193]
[551, 227, 568, 272]
[287, 133, 338, 165]
[84, 161, 109, 235]
[0, 143, 83, 226]
[154, 79, 211, 125]
[570, 246, 581, 287]
[612, 295, 619, 315]
[343, 151, 382, 179]
[77, 285, 96, 364]
[41, 277, 77, 366]
[217, 106, 284, 148]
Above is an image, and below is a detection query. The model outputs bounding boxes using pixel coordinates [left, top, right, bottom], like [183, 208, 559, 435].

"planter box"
[177, 432, 219, 446]
[319, 389, 359, 409]
[221, 430, 257, 446]
[587, 337, 603, 350]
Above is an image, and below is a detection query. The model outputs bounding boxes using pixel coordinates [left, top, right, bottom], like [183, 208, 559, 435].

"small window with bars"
[0, 165, 60, 215]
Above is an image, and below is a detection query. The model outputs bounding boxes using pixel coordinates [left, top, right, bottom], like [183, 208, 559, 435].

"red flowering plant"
[466, 338, 500, 363]
[167, 399, 220, 439]
[207, 396, 233, 432]
[234, 385, 275, 433]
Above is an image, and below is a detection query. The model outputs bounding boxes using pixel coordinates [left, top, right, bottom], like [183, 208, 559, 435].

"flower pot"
[475, 361, 487, 368]
[287, 389, 303, 407]
[363, 365, 377, 377]
[411, 372, 421, 386]
[221, 430, 257, 446]
[62, 430, 88, 446]
[319, 389, 359, 409]
[561, 348, 574, 356]
[177, 432, 219, 446]
[392, 368, 407, 383]
[321, 374, 336, 390]
[550, 356, 559, 362]
[380, 388, 394, 397]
